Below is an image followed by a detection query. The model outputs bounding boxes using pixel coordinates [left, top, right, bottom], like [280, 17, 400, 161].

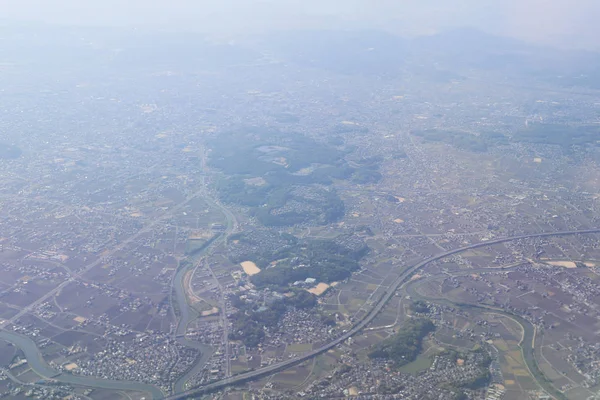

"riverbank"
[0, 330, 165, 399]
[405, 280, 566, 400]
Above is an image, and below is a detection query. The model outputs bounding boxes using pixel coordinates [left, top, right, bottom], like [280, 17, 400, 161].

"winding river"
[172, 262, 214, 393]
[0, 191, 235, 398]
[169, 229, 600, 399]
[172, 194, 235, 393]
[405, 277, 566, 400]
[0, 229, 226, 399]
[0, 330, 165, 399]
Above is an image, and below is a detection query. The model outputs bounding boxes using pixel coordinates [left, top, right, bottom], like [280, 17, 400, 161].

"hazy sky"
[1, 0, 599, 49]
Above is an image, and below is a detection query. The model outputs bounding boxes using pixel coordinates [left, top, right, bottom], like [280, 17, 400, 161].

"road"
[1, 187, 211, 330]
[196, 190, 238, 378]
[204, 256, 231, 377]
[0, 174, 230, 397]
[167, 228, 600, 399]
[198, 145, 241, 377]
[171, 182, 238, 392]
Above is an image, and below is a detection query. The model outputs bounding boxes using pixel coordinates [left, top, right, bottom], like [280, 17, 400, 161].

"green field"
[286, 343, 313, 353]
[398, 353, 433, 374]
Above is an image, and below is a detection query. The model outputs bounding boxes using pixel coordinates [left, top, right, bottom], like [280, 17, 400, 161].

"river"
[0, 330, 165, 399]
[172, 262, 214, 393]
[171, 194, 234, 392]
[0, 230, 223, 399]
[0, 193, 234, 398]
[405, 279, 566, 400]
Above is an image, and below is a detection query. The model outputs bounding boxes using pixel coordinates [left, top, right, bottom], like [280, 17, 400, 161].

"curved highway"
[167, 228, 600, 399]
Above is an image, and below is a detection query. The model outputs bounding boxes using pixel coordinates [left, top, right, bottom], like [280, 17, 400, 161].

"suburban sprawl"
[2, 23, 600, 400]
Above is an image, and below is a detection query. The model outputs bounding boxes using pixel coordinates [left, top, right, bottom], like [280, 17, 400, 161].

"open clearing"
[241, 261, 261, 276]
[201, 307, 219, 317]
[308, 283, 330, 296]
[286, 343, 313, 353]
[546, 261, 577, 268]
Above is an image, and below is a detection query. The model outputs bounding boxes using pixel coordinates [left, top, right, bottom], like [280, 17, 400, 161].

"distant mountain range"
[2, 22, 600, 89]
[261, 27, 600, 88]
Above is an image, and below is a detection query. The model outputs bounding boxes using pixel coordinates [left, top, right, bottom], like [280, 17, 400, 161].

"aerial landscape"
[2, 2, 600, 400]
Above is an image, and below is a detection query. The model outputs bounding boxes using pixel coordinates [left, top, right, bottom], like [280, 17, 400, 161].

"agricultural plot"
[406, 233, 600, 399]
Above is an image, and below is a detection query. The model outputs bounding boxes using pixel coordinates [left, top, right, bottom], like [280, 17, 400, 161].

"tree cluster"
[369, 318, 435, 367]
[229, 292, 318, 347]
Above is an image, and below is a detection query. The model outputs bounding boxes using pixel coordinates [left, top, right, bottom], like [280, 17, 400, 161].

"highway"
[167, 228, 600, 399]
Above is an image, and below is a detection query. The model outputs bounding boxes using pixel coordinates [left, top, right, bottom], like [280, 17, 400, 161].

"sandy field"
[241, 261, 261, 276]
[307, 282, 330, 296]
[547, 261, 577, 268]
